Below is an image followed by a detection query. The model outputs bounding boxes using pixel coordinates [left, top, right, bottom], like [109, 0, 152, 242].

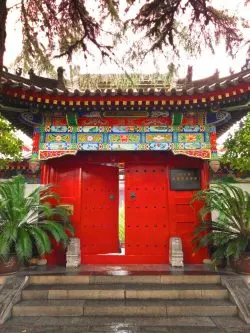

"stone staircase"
[12, 274, 238, 318]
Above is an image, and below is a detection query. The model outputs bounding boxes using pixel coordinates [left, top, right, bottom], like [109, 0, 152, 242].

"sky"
[3, 0, 250, 147]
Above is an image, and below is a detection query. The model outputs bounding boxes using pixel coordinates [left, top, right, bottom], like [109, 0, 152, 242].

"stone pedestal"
[169, 237, 184, 267]
[66, 238, 81, 267]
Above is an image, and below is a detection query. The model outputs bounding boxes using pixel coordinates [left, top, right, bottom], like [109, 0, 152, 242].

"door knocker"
[130, 192, 136, 199]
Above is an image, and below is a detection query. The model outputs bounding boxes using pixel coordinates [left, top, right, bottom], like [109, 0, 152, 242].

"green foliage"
[212, 175, 238, 184]
[191, 184, 250, 265]
[127, 0, 245, 64]
[0, 116, 22, 168]
[221, 113, 250, 173]
[68, 64, 175, 90]
[2, 1, 248, 74]
[119, 206, 125, 242]
[0, 175, 74, 261]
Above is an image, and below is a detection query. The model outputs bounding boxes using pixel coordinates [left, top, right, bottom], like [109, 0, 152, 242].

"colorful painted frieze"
[36, 114, 216, 159]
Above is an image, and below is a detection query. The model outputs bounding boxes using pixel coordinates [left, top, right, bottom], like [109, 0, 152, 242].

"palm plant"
[191, 183, 250, 264]
[0, 175, 74, 262]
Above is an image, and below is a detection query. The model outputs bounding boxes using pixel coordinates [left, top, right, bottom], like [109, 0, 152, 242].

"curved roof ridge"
[2, 66, 250, 96]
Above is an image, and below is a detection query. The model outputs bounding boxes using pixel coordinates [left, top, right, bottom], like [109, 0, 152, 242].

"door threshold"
[98, 248, 125, 256]
[99, 253, 125, 256]
[83, 254, 168, 264]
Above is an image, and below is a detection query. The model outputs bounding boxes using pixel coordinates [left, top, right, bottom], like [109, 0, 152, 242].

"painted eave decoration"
[1, 67, 250, 161]
[2, 73, 250, 108]
[1, 68, 250, 111]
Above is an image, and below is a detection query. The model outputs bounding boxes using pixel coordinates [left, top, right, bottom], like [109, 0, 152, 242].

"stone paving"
[1, 316, 250, 333]
[16, 264, 222, 275]
[0, 265, 250, 332]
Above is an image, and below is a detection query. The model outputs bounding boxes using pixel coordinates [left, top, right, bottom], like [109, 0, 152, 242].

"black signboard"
[170, 168, 201, 191]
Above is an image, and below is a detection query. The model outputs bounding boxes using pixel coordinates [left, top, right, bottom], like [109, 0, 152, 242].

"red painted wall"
[41, 152, 209, 264]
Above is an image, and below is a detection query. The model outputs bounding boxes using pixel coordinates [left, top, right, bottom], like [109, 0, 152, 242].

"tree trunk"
[0, 0, 7, 73]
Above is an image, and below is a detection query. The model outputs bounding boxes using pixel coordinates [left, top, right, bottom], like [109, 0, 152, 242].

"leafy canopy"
[5, 0, 248, 73]
[192, 183, 250, 263]
[221, 113, 250, 173]
[0, 175, 74, 261]
[0, 116, 22, 168]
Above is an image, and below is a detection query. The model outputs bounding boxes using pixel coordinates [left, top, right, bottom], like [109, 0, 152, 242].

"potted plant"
[191, 183, 250, 273]
[0, 175, 74, 274]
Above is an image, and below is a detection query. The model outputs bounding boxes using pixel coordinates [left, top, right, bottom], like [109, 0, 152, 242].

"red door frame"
[167, 155, 209, 263]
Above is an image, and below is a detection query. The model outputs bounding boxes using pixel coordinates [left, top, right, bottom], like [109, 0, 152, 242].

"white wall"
[25, 184, 40, 196]
[231, 183, 250, 193]
[0, 180, 40, 197]
[210, 182, 250, 193]
[210, 182, 250, 221]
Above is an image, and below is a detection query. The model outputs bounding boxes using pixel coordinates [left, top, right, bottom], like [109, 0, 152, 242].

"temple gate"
[2, 66, 250, 264]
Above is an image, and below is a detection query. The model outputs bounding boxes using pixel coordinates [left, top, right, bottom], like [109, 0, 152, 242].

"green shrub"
[0, 175, 74, 261]
[191, 183, 250, 264]
[119, 206, 125, 242]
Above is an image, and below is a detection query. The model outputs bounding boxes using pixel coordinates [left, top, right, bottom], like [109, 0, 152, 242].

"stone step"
[4, 316, 248, 333]
[29, 274, 221, 285]
[22, 283, 229, 300]
[0, 315, 227, 328]
[12, 299, 237, 317]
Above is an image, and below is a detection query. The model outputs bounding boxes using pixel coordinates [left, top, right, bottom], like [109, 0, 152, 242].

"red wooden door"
[125, 163, 169, 261]
[81, 164, 119, 257]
